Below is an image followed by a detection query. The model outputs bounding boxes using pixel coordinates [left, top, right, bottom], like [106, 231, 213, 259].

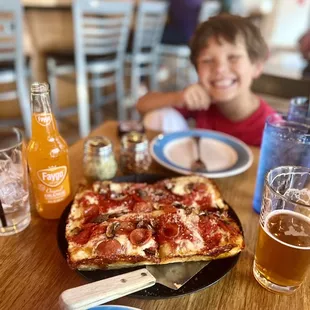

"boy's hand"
[182, 84, 211, 111]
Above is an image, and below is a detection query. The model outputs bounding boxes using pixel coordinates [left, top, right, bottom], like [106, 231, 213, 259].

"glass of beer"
[253, 166, 310, 294]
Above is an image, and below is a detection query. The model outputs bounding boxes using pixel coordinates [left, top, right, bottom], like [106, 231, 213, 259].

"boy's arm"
[136, 91, 184, 115]
[136, 84, 211, 115]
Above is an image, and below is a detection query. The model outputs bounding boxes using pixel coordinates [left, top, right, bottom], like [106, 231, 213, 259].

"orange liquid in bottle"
[27, 83, 72, 219]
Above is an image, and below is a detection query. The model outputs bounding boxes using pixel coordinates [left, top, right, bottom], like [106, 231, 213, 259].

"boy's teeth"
[213, 80, 233, 87]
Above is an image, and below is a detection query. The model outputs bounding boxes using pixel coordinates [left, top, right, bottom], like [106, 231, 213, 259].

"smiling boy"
[136, 14, 275, 146]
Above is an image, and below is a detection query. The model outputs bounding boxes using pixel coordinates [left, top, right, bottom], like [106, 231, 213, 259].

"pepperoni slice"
[83, 204, 99, 221]
[71, 229, 92, 245]
[96, 239, 122, 256]
[160, 223, 179, 239]
[129, 228, 152, 245]
[133, 202, 153, 213]
[204, 233, 221, 250]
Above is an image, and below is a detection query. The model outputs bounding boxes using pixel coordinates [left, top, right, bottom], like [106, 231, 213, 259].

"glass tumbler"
[253, 113, 310, 213]
[253, 166, 310, 294]
[287, 97, 310, 125]
[0, 128, 31, 236]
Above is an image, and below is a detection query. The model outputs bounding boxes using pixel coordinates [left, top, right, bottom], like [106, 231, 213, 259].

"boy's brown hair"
[190, 14, 269, 67]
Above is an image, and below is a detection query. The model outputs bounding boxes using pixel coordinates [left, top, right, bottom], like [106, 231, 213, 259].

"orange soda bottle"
[27, 82, 72, 219]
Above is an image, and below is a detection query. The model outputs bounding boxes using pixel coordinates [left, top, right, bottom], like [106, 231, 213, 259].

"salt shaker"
[120, 132, 152, 174]
[83, 136, 117, 181]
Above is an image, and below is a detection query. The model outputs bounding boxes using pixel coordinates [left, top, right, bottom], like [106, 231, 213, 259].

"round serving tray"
[57, 174, 242, 299]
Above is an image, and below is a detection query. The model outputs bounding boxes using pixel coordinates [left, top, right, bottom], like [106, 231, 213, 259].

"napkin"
[143, 108, 189, 133]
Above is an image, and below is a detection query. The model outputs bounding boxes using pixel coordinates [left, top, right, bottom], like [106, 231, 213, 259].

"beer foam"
[263, 210, 310, 250]
[283, 188, 310, 206]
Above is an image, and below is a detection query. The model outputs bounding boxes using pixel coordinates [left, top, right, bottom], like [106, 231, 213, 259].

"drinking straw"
[0, 199, 7, 227]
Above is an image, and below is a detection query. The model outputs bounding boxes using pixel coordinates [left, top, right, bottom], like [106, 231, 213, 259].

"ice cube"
[0, 181, 28, 206]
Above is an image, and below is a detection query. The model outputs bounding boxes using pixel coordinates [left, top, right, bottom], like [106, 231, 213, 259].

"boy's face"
[196, 36, 263, 103]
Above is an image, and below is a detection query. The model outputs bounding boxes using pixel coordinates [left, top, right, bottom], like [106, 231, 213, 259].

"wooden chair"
[0, 0, 31, 137]
[47, 0, 134, 137]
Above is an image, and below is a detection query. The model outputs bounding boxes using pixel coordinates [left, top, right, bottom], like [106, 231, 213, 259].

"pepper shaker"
[83, 136, 117, 181]
[120, 132, 152, 174]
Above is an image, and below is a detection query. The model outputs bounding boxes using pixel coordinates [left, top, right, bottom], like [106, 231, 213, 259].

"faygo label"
[35, 114, 52, 126]
[37, 166, 67, 188]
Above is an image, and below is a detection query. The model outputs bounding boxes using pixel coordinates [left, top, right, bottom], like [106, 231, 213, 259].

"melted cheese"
[110, 183, 123, 194]
[171, 180, 189, 196]
[72, 249, 89, 261]
[175, 209, 204, 253]
[85, 195, 99, 205]
[107, 205, 129, 214]
[115, 235, 157, 257]
[70, 204, 83, 220]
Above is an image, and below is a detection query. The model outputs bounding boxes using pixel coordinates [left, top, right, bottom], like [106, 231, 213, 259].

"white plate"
[150, 129, 253, 178]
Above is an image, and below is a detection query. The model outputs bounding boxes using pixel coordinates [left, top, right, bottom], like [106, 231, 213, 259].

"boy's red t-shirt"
[177, 98, 275, 146]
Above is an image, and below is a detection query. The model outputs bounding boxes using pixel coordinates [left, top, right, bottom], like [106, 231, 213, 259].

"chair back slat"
[83, 16, 125, 27]
[84, 46, 119, 56]
[83, 27, 122, 37]
[84, 36, 119, 47]
[0, 52, 16, 61]
[0, 0, 31, 137]
[133, 1, 168, 54]
[0, 15, 16, 61]
[0, 0, 24, 65]
[74, 0, 133, 57]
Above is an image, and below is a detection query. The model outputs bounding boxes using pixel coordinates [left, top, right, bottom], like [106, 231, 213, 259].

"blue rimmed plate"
[150, 129, 253, 178]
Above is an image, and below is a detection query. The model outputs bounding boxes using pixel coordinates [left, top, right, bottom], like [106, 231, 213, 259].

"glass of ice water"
[253, 113, 310, 213]
[0, 128, 30, 236]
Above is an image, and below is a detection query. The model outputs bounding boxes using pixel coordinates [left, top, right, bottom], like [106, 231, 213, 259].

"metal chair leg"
[150, 55, 159, 91]
[92, 73, 103, 125]
[16, 74, 31, 137]
[116, 66, 126, 121]
[47, 58, 60, 118]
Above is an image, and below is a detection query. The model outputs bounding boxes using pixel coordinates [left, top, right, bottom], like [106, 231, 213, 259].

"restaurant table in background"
[0, 121, 309, 310]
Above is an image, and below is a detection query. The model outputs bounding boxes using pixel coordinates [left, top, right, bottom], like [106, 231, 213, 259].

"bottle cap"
[121, 132, 148, 152]
[31, 82, 50, 94]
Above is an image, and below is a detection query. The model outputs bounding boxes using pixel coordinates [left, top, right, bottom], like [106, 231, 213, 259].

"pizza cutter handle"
[59, 268, 156, 310]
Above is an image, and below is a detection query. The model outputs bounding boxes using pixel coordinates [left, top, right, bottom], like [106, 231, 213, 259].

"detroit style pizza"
[65, 176, 244, 270]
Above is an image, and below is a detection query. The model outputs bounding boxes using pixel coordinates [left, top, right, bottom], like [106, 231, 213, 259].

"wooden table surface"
[1, 120, 309, 310]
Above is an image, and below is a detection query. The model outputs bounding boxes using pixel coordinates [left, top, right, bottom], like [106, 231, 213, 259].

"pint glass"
[253, 166, 310, 294]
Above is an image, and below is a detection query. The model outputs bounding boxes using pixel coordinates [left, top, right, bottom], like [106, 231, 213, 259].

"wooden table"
[1, 121, 309, 310]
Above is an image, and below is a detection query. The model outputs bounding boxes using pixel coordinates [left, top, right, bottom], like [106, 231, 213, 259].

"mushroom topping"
[110, 192, 126, 200]
[144, 248, 157, 256]
[150, 218, 157, 229]
[172, 201, 186, 209]
[185, 182, 194, 191]
[70, 227, 82, 236]
[91, 214, 110, 223]
[137, 189, 147, 198]
[106, 222, 120, 238]
[137, 220, 154, 232]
